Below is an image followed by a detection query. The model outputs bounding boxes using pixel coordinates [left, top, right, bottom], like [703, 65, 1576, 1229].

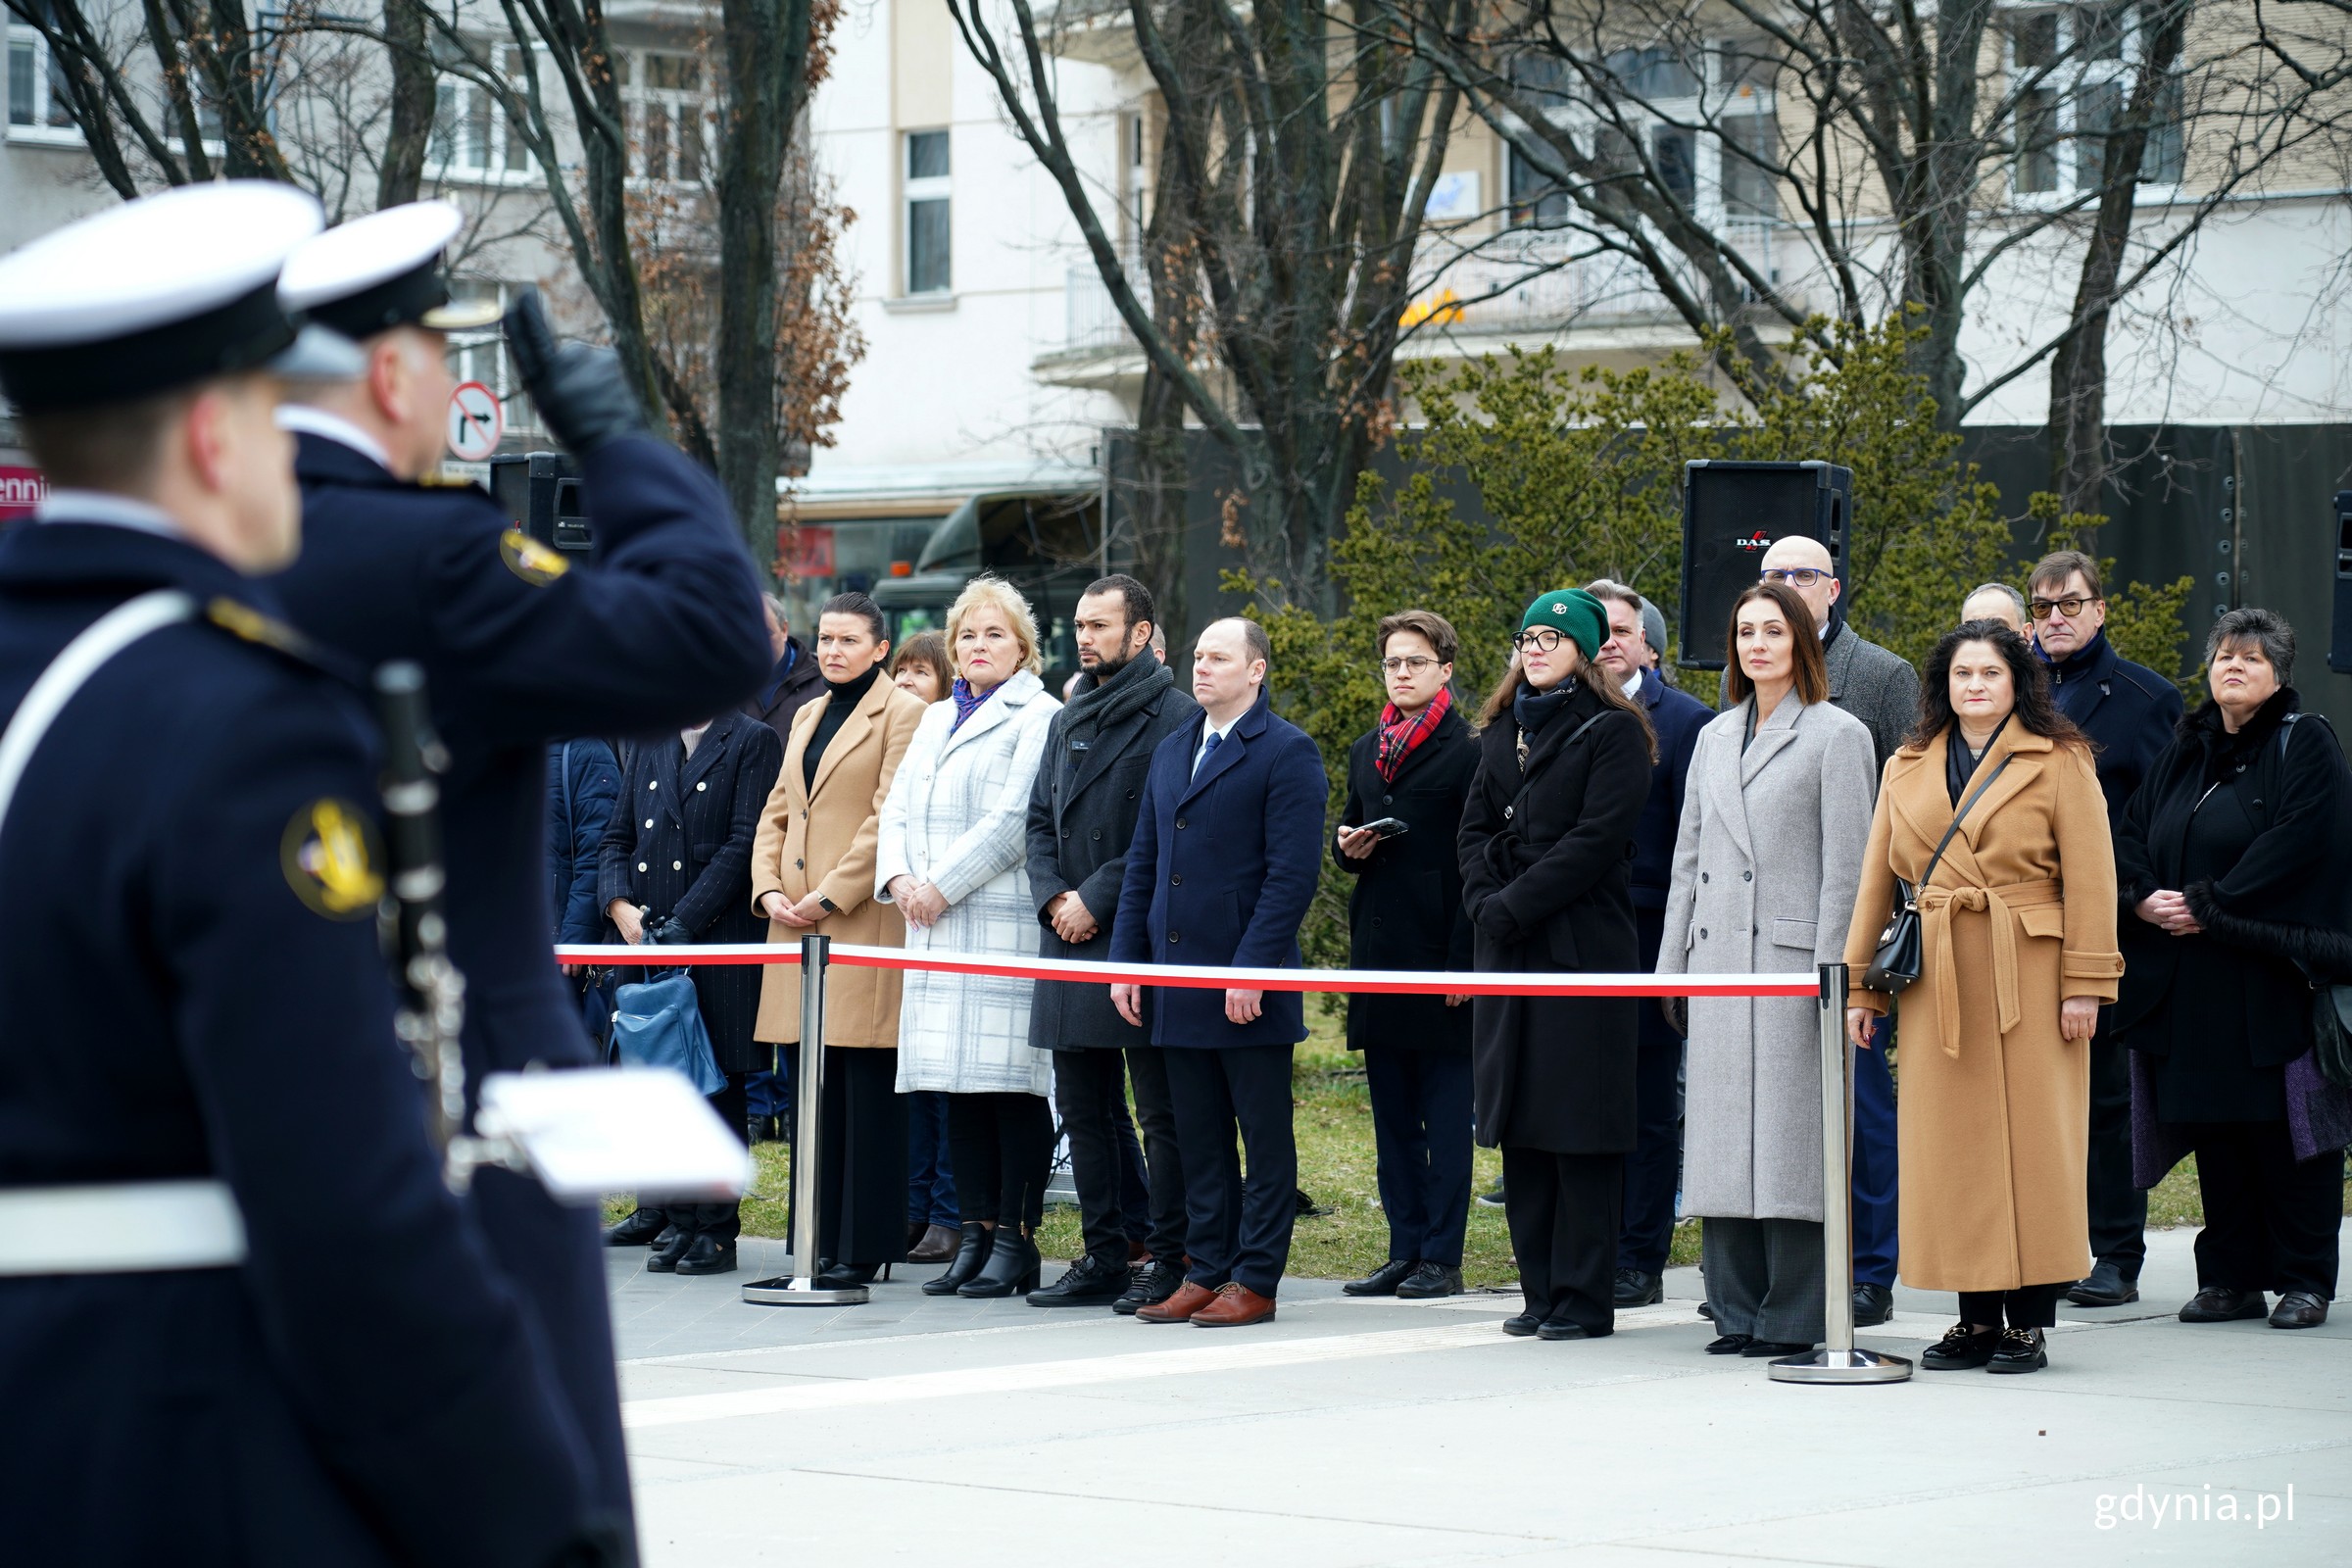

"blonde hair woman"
[877, 575, 1062, 1297]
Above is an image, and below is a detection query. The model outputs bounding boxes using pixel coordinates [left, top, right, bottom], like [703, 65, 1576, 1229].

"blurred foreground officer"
[271, 202, 771, 1523]
[0, 184, 625, 1565]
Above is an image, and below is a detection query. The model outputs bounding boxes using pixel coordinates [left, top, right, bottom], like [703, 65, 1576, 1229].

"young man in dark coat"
[2028, 549, 2186, 1308]
[1586, 581, 1710, 1308]
[1462, 589, 1654, 1341]
[1333, 610, 1479, 1299]
[1110, 617, 1329, 1327]
[1023, 574, 1200, 1310]
[270, 204, 771, 1519]
[598, 709, 783, 1275]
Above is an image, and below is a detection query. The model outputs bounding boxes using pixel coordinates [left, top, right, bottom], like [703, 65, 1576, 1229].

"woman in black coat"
[1459, 589, 1655, 1341]
[1335, 610, 1478, 1300]
[597, 708, 785, 1275]
[2113, 609, 2352, 1332]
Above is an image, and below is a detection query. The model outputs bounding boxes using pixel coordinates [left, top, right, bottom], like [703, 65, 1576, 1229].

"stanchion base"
[1768, 1347, 1914, 1384]
[740, 1274, 870, 1306]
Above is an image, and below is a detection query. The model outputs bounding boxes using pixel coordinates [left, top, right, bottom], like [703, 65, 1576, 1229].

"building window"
[2009, 4, 2182, 198]
[618, 49, 707, 184]
[430, 44, 529, 176]
[443, 279, 539, 437]
[1506, 145, 1569, 228]
[905, 128, 951, 294]
[1651, 123, 1697, 205]
[1720, 114, 1779, 217]
[7, 2, 80, 137]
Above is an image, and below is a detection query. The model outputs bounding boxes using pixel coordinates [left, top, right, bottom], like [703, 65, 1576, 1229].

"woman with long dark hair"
[1459, 589, 1655, 1341]
[1842, 620, 2121, 1375]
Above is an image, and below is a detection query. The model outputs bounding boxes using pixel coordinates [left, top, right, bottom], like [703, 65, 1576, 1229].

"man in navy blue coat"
[1587, 582, 1709, 1307]
[0, 184, 623, 1566]
[269, 203, 770, 1523]
[2028, 550, 2185, 1308]
[1110, 617, 1328, 1328]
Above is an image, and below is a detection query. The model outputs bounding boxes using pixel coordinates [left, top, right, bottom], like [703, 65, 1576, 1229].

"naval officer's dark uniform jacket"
[0, 515, 620, 1565]
[267, 430, 770, 1520]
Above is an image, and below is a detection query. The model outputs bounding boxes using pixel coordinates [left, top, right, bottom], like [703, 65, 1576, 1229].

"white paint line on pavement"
[622, 1315, 1118, 1368]
[620, 1320, 1513, 1430]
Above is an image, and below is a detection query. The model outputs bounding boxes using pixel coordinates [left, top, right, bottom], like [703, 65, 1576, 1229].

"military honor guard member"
[0, 184, 628, 1565]
[267, 201, 773, 1524]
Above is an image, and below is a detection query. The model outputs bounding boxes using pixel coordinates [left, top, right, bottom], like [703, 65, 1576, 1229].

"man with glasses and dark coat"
[1745, 536, 1917, 1329]
[2026, 549, 2185, 1309]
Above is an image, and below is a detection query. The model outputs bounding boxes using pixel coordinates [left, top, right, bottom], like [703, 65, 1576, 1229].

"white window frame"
[426, 42, 536, 187]
[904, 127, 952, 296]
[618, 47, 710, 187]
[2006, 3, 2184, 205]
[7, 10, 85, 146]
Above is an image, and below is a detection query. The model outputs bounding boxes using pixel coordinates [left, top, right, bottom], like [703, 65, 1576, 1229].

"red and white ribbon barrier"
[552, 941, 1817, 999]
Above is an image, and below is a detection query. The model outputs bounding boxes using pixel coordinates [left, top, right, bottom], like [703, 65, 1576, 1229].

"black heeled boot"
[957, 1227, 1042, 1298]
[920, 1222, 993, 1296]
[814, 1260, 894, 1289]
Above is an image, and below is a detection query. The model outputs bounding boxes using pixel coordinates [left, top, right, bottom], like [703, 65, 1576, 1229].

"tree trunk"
[377, 0, 435, 209]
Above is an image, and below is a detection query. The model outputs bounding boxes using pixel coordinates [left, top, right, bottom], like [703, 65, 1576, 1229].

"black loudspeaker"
[487, 451, 593, 556]
[1678, 460, 1852, 668]
[2330, 490, 2352, 675]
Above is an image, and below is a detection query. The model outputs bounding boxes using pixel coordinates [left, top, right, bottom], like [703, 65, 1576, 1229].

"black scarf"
[1512, 677, 1578, 736]
[2191, 684, 2297, 789]
[1063, 649, 1174, 736]
[804, 663, 882, 789]
[1945, 713, 2013, 805]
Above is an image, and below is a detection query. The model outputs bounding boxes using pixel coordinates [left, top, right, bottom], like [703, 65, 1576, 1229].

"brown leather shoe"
[906, 1223, 959, 1263]
[1191, 1282, 1276, 1328]
[1134, 1280, 1218, 1323]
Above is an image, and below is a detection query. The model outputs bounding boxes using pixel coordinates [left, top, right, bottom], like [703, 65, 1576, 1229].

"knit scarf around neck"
[1375, 685, 1451, 781]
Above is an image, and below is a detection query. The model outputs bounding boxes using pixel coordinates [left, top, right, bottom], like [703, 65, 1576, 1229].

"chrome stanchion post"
[1770, 962, 1910, 1384]
[743, 934, 868, 1306]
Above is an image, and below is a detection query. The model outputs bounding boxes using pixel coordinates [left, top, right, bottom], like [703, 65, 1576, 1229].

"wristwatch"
[816, 895, 839, 915]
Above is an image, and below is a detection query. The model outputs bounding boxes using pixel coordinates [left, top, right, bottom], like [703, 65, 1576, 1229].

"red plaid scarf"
[1374, 685, 1450, 782]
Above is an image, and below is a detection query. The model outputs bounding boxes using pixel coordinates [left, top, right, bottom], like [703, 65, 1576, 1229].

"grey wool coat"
[1826, 625, 1921, 774]
[1658, 694, 1878, 1220]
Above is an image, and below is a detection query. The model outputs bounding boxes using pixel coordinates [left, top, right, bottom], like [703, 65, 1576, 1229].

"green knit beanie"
[1517, 588, 1607, 663]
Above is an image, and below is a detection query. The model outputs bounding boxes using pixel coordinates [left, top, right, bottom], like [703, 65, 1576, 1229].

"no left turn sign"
[447, 380, 504, 461]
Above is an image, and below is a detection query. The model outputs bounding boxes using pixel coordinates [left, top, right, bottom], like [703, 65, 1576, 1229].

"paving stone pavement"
[606, 1222, 2350, 1567]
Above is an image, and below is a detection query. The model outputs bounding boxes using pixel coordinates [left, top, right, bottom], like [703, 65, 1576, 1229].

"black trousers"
[2086, 1032, 2147, 1273]
[1054, 1045, 1187, 1265]
[1619, 906, 1684, 1276]
[1501, 1147, 1621, 1335]
[947, 1091, 1054, 1231]
[1958, 1282, 2065, 1330]
[1165, 1044, 1297, 1297]
[638, 1070, 752, 1240]
[1363, 1045, 1473, 1267]
[2187, 1119, 2345, 1298]
[812, 1047, 906, 1268]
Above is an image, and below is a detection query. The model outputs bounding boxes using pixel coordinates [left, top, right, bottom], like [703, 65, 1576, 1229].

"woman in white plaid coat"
[878, 575, 1061, 1297]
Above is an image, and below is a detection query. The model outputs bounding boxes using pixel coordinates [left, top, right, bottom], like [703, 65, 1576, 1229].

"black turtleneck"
[804, 662, 882, 788]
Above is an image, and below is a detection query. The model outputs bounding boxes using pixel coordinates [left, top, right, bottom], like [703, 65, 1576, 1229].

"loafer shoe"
[2270, 1291, 2330, 1330]
[1613, 1268, 1662, 1307]
[1342, 1258, 1418, 1297]
[1396, 1262, 1465, 1299]
[2180, 1287, 2268, 1323]
[1703, 1333, 1754, 1355]
[1851, 1282, 1892, 1326]
[2065, 1258, 2140, 1307]
[1192, 1282, 1277, 1327]
[1922, 1323, 1998, 1370]
[1986, 1327, 2047, 1373]
[1134, 1280, 1218, 1323]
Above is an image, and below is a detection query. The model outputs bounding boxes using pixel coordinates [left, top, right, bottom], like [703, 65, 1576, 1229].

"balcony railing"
[1063, 259, 1152, 353]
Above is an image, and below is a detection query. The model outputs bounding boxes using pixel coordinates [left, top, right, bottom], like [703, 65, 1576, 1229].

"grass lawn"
[628, 1015, 2336, 1282]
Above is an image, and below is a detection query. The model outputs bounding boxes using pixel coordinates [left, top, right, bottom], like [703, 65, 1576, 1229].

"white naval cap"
[277, 200, 506, 340]
[0, 180, 364, 413]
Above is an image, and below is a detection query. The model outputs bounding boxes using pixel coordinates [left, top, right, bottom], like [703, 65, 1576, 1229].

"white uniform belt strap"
[0, 1179, 247, 1275]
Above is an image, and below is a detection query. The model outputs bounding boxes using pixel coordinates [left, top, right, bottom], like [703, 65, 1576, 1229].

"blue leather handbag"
[609, 969, 724, 1096]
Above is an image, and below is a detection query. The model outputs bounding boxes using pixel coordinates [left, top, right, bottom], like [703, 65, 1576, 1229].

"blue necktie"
[1194, 729, 1222, 778]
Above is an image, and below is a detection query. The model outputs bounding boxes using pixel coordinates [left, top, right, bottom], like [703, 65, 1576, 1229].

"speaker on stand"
[1678, 460, 1853, 668]
[2329, 490, 2352, 675]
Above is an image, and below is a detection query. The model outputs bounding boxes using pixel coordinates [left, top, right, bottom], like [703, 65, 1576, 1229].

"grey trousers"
[1701, 1215, 1826, 1345]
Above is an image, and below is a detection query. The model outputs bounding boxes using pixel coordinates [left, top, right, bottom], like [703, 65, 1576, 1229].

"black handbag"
[1863, 752, 2014, 994]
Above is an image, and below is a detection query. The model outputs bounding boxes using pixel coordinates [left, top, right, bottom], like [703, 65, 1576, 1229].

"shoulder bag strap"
[1911, 750, 2015, 900]
[1504, 710, 1612, 823]
[0, 589, 195, 844]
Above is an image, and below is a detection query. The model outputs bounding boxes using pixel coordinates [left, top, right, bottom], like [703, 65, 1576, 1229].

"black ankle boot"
[921, 1222, 993, 1296]
[958, 1227, 1042, 1298]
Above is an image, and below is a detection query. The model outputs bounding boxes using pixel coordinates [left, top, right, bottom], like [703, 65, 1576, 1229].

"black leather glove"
[504, 287, 648, 457]
[1474, 894, 1521, 944]
[643, 914, 693, 946]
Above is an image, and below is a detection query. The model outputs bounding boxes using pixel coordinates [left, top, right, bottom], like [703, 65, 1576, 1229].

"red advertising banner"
[776, 523, 836, 578]
[0, 465, 44, 522]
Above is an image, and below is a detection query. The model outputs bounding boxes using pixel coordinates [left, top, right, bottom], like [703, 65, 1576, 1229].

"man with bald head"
[1747, 533, 1918, 1329]
[1962, 582, 2029, 634]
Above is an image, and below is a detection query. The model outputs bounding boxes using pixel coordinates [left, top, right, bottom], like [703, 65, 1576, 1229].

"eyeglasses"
[2028, 596, 2100, 620]
[1512, 628, 1567, 654]
[1759, 567, 1828, 588]
[1378, 655, 1442, 674]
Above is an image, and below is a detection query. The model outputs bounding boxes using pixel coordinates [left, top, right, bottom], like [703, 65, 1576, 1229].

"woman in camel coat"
[751, 591, 928, 1285]
[1843, 619, 2122, 1375]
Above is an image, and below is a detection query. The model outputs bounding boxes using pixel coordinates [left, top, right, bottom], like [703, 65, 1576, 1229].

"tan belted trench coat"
[1843, 724, 2123, 1293]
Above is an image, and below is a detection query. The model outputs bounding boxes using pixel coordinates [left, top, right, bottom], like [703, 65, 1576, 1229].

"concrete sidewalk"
[610, 1223, 2349, 1566]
